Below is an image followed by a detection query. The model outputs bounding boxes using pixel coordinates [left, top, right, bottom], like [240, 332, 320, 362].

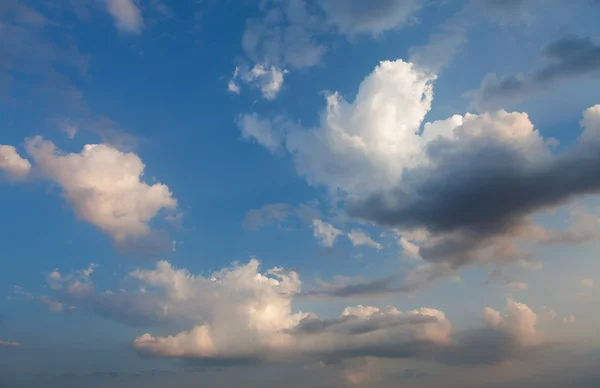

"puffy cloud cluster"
[23, 259, 543, 366]
[24, 136, 177, 244]
[239, 57, 600, 285]
[228, 64, 287, 100]
[0, 145, 31, 179]
[132, 272, 542, 365]
[483, 299, 538, 346]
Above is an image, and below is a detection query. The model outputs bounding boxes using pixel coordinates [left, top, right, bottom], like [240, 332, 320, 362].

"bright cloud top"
[25, 136, 177, 242]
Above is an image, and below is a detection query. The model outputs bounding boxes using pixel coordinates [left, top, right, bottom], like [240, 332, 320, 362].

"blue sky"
[1, 1, 600, 387]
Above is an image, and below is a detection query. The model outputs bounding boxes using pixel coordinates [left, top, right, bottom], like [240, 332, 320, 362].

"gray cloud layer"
[472, 35, 600, 111]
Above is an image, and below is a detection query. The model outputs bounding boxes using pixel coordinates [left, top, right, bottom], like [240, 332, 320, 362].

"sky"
[1, 0, 600, 387]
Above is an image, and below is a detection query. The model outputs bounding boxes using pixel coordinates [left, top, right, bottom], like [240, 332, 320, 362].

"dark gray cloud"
[348, 108, 600, 271]
[472, 35, 600, 111]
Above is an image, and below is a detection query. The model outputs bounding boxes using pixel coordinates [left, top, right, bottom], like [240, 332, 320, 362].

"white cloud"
[24, 259, 542, 366]
[312, 219, 342, 247]
[318, 0, 421, 37]
[106, 0, 143, 34]
[0, 339, 20, 348]
[284, 59, 436, 195]
[347, 229, 382, 250]
[230, 64, 287, 100]
[25, 136, 177, 243]
[483, 299, 539, 346]
[580, 279, 594, 287]
[0, 145, 31, 179]
[240, 55, 600, 289]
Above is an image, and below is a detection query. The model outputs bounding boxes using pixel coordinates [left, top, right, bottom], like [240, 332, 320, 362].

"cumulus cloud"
[229, 64, 287, 100]
[483, 299, 538, 346]
[106, 0, 143, 34]
[347, 229, 382, 250]
[348, 106, 600, 270]
[136, 286, 541, 366]
[318, 0, 421, 37]
[0, 145, 31, 179]
[285, 60, 436, 195]
[23, 259, 543, 367]
[0, 339, 20, 348]
[240, 58, 600, 288]
[471, 34, 600, 111]
[312, 219, 343, 247]
[24, 136, 177, 244]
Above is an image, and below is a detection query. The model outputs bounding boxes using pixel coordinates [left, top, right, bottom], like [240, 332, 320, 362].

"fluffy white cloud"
[132, 259, 306, 359]
[347, 229, 382, 250]
[483, 299, 539, 346]
[25, 136, 177, 243]
[240, 57, 600, 288]
[24, 259, 543, 366]
[0, 145, 31, 179]
[312, 219, 343, 247]
[133, 260, 453, 361]
[106, 0, 143, 34]
[285, 59, 436, 195]
[230, 64, 287, 100]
